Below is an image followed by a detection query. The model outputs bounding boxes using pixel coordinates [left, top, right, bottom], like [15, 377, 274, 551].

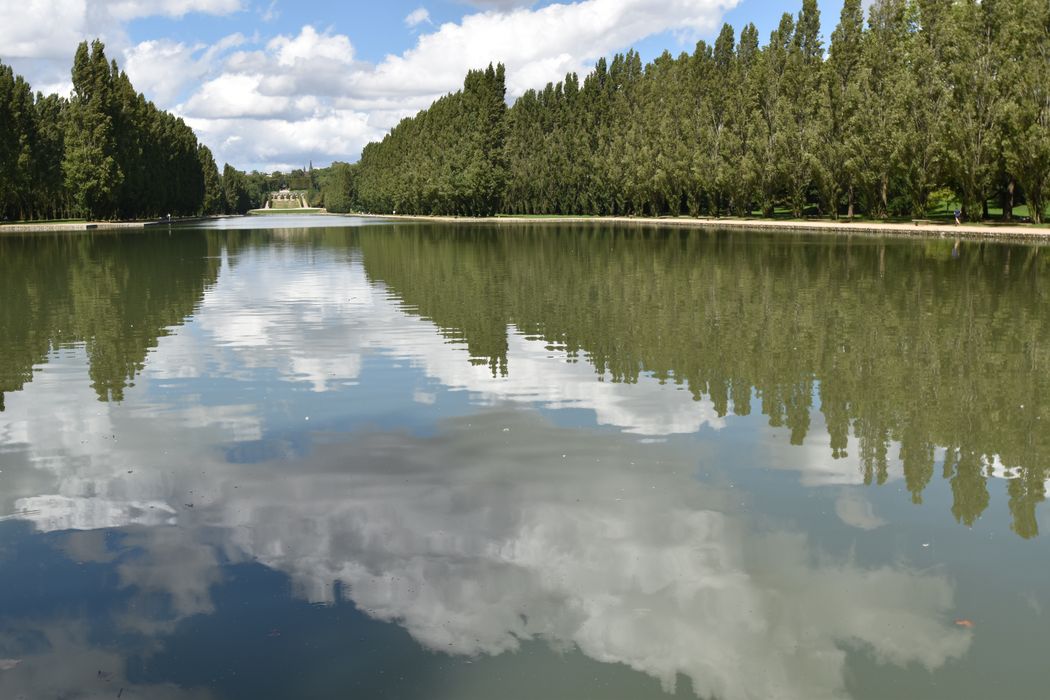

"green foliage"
[316, 162, 358, 212]
[1, 40, 212, 221]
[221, 163, 253, 214]
[356, 64, 507, 215]
[198, 145, 224, 215]
[354, 0, 1048, 222]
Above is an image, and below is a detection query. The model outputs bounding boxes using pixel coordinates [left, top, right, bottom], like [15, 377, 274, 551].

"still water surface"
[1, 217, 1048, 699]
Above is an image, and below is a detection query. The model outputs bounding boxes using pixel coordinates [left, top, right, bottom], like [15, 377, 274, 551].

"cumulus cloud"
[172, 0, 736, 169]
[404, 7, 431, 28]
[124, 33, 245, 105]
[1, 0, 741, 170]
[0, 0, 243, 93]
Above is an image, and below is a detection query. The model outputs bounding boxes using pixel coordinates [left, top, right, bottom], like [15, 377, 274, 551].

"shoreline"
[5, 213, 1048, 243]
[354, 213, 1050, 242]
[0, 215, 234, 234]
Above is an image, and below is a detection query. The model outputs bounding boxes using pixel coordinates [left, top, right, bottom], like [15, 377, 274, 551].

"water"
[1, 218, 1048, 699]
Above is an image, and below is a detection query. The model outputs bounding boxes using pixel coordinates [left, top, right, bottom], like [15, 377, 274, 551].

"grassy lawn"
[247, 208, 326, 215]
[0, 218, 88, 225]
[495, 213, 604, 219]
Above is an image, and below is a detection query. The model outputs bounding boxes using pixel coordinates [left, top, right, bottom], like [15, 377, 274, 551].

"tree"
[817, 0, 864, 219]
[1001, 0, 1050, 223]
[349, 0, 1046, 225]
[942, 0, 1007, 220]
[779, 0, 822, 218]
[64, 40, 123, 219]
[198, 145, 224, 215]
[319, 162, 358, 213]
[753, 14, 794, 217]
[222, 163, 253, 214]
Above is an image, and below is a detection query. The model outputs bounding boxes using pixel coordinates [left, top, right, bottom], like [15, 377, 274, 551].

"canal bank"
[0, 215, 234, 234]
[355, 213, 1050, 242]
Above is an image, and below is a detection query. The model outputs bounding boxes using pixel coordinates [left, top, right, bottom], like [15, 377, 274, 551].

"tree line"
[1, 36, 333, 222]
[1, 40, 228, 221]
[352, 0, 1050, 223]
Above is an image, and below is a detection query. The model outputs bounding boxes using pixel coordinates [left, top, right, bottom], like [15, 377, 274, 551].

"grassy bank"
[356, 213, 1050, 242]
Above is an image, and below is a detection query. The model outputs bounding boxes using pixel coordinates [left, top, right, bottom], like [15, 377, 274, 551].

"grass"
[247, 208, 326, 216]
[0, 218, 87, 225]
[495, 213, 604, 219]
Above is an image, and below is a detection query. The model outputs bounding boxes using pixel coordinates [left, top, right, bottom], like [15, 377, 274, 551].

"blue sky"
[1, 0, 853, 171]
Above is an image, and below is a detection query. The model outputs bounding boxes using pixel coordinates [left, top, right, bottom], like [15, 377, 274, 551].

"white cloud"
[261, 0, 278, 22]
[4, 0, 740, 173]
[0, 0, 241, 59]
[404, 7, 431, 28]
[357, 0, 736, 98]
[268, 24, 354, 66]
[124, 34, 245, 105]
[173, 0, 738, 170]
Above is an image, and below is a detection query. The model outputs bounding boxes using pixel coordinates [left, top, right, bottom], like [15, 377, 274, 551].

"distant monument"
[265, 189, 308, 209]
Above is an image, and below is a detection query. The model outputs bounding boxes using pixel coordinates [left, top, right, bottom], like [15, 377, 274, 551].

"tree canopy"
[353, 0, 1050, 223]
[2, 40, 221, 221]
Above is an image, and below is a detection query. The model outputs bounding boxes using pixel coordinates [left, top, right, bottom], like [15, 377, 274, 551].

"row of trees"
[1, 41, 225, 221]
[353, 0, 1050, 223]
[355, 64, 508, 216]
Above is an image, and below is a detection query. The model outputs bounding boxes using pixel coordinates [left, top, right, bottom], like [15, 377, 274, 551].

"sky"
[0, 0, 853, 172]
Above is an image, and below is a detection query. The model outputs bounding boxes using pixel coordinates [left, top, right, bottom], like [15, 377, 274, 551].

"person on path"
[953, 208, 961, 225]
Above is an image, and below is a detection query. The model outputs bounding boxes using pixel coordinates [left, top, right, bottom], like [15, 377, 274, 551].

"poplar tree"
[353, 0, 1047, 224]
[198, 145, 224, 215]
[723, 24, 760, 216]
[780, 0, 822, 217]
[943, 0, 1006, 220]
[64, 40, 123, 219]
[856, 0, 906, 217]
[32, 93, 69, 219]
[754, 14, 794, 217]
[817, 0, 864, 218]
[1001, 0, 1050, 223]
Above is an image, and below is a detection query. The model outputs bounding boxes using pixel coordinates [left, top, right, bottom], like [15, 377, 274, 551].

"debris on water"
[184, 503, 194, 508]
[0, 659, 21, 670]
[954, 619, 975, 628]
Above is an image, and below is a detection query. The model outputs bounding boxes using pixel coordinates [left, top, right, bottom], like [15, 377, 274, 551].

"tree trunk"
[880, 174, 889, 219]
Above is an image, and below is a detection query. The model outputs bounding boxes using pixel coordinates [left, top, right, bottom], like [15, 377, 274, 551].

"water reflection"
[2, 225, 1048, 532]
[0, 231, 220, 406]
[357, 227, 1050, 536]
[1, 407, 970, 700]
[1, 222, 1048, 698]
